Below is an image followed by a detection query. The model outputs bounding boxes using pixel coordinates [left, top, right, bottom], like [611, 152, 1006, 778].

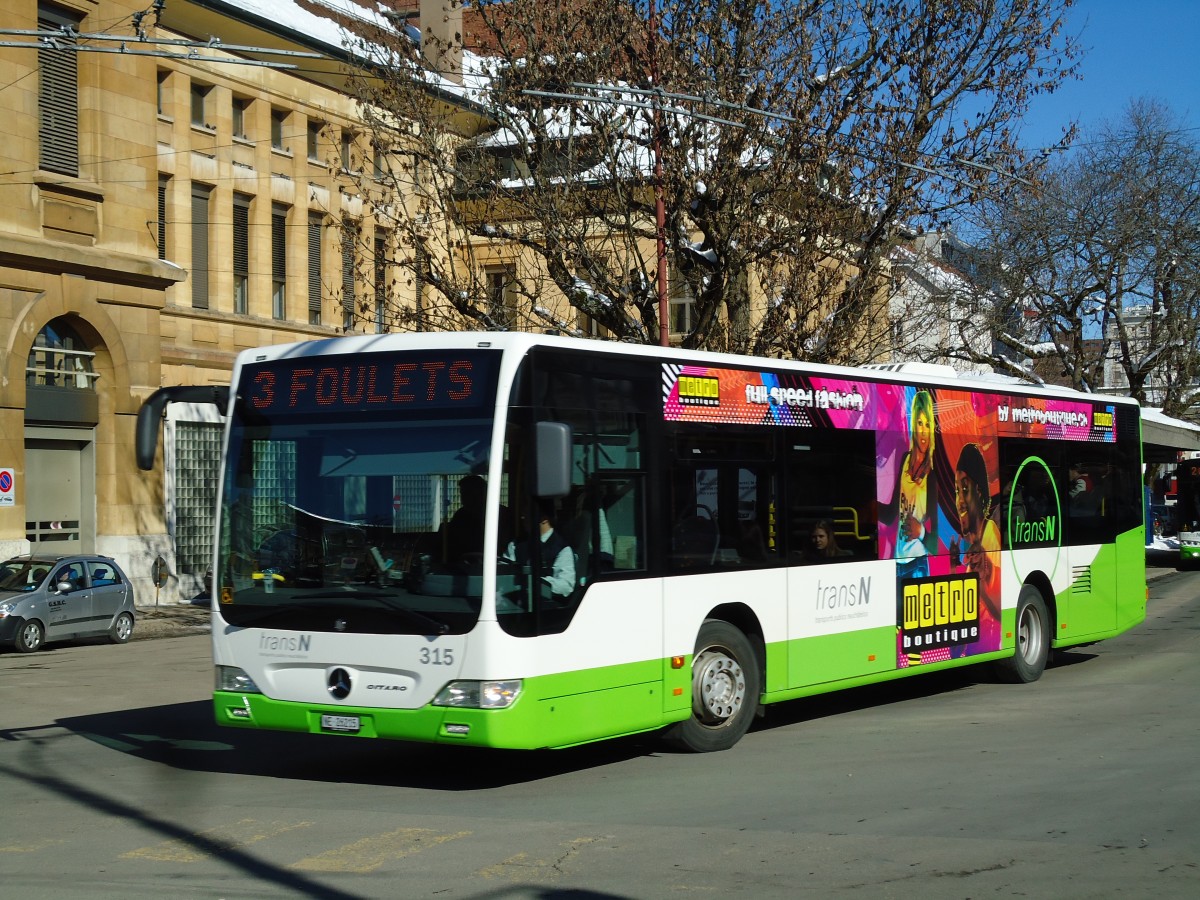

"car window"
[0, 560, 52, 592]
[53, 562, 87, 592]
[88, 561, 121, 587]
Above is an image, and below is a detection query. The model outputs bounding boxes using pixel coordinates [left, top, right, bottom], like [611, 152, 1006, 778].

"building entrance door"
[24, 427, 95, 555]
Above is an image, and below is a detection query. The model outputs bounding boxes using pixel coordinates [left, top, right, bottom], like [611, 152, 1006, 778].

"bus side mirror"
[135, 385, 230, 470]
[536, 421, 572, 498]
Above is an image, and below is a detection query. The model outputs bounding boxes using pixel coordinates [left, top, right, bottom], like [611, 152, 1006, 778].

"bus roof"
[233, 331, 1140, 410]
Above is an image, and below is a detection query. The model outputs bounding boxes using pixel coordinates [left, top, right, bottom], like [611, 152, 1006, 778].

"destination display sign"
[240, 350, 500, 415]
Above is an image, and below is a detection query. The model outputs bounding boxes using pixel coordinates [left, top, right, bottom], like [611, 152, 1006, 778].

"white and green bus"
[137, 332, 1147, 751]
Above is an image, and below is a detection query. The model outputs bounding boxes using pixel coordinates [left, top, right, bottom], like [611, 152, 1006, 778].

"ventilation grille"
[1071, 565, 1092, 594]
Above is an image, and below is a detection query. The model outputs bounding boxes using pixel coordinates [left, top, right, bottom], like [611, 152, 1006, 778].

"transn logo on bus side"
[900, 573, 980, 651]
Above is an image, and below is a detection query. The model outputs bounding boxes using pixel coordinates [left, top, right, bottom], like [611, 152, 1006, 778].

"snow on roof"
[236, 0, 394, 53]
[1144, 407, 1200, 432]
[212, 0, 486, 100]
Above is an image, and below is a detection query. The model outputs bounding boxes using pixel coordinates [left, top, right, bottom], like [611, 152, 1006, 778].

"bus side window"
[785, 430, 877, 562]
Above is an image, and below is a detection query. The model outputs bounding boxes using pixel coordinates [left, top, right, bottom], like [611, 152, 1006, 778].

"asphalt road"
[1, 569, 1197, 899]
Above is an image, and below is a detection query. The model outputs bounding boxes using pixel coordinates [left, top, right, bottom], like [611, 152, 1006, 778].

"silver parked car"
[0, 555, 136, 652]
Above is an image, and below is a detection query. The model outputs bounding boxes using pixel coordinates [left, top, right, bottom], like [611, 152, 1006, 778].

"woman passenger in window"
[896, 391, 934, 560]
[951, 442, 1001, 647]
[808, 519, 851, 561]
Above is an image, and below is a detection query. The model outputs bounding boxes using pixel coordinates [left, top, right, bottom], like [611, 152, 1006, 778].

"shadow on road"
[35, 638, 1105, 791]
[51, 700, 658, 788]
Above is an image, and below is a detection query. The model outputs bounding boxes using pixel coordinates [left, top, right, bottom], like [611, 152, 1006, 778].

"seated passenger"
[808, 519, 852, 561]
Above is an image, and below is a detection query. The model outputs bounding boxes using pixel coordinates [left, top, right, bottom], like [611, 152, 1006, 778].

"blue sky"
[1017, 0, 1200, 152]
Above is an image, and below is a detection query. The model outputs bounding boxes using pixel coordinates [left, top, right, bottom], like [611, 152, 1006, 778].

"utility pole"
[649, 0, 669, 347]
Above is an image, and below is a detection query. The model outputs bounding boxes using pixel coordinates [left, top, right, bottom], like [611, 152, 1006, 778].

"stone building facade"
[0, 0, 430, 603]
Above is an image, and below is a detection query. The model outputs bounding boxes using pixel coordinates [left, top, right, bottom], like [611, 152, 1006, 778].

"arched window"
[26, 318, 97, 391]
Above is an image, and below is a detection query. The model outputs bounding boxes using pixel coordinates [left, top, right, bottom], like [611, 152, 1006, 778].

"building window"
[26, 318, 96, 390]
[487, 267, 517, 329]
[372, 143, 386, 180]
[271, 109, 287, 152]
[341, 130, 355, 172]
[308, 212, 323, 326]
[38, 3, 80, 177]
[190, 82, 211, 128]
[272, 204, 288, 319]
[669, 287, 695, 337]
[232, 97, 250, 139]
[191, 185, 212, 309]
[307, 121, 322, 161]
[374, 233, 389, 333]
[157, 175, 169, 260]
[156, 69, 170, 117]
[577, 311, 610, 338]
[342, 221, 359, 330]
[233, 193, 250, 315]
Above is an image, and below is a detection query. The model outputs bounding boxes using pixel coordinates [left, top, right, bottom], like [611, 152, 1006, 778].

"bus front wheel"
[995, 585, 1049, 684]
[666, 619, 760, 752]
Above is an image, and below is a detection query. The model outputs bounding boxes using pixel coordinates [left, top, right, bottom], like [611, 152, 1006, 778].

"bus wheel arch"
[665, 612, 763, 752]
[1022, 570, 1057, 628]
[995, 583, 1050, 684]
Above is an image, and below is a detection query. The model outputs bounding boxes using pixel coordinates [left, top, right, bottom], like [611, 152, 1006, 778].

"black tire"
[15, 619, 45, 653]
[665, 619, 761, 752]
[995, 585, 1049, 683]
[109, 611, 135, 644]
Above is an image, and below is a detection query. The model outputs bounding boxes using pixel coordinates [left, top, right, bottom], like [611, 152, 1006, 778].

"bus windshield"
[215, 349, 502, 635]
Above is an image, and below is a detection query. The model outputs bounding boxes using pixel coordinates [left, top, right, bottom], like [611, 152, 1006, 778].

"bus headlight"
[216, 665, 261, 693]
[433, 680, 522, 709]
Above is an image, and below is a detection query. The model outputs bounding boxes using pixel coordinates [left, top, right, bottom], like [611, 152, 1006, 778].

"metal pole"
[650, 0, 669, 347]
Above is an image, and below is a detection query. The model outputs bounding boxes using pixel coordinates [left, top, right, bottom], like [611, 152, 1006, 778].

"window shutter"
[308, 214, 323, 316]
[272, 207, 287, 279]
[272, 204, 288, 319]
[232, 195, 250, 278]
[342, 224, 357, 313]
[38, 11, 79, 176]
[191, 186, 210, 309]
[157, 176, 168, 260]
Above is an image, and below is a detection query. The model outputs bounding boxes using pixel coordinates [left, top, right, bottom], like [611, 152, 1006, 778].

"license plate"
[320, 714, 360, 733]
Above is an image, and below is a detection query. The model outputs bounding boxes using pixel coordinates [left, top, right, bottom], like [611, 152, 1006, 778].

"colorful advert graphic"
[899, 572, 981, 654]
[660, 364, 1113, 669]
[663, 364, 870, 429]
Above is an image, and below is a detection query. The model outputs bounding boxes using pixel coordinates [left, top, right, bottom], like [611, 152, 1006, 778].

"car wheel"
[109, 611, 135, 644]
[15, 619, 45, 653]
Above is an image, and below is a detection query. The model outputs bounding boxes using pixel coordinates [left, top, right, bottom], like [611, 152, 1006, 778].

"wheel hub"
[693, 647, 746, 725]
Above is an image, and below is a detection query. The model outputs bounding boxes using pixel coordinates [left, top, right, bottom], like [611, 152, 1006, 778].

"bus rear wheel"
[665, 619, 760, 752]
[995, 585, 1049, 683]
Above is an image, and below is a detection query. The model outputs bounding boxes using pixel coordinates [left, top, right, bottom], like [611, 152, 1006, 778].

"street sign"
[151, 555, 170, 588]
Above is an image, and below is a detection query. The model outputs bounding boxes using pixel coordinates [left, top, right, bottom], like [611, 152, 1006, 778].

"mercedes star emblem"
[327, 667, 352, 699]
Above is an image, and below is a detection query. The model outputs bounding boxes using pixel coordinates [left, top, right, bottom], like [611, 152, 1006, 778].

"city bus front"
[210, 342, 520, 744]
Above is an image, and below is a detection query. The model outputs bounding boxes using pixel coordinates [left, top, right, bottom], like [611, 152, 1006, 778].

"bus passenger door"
[1064, 456, 1119, 637]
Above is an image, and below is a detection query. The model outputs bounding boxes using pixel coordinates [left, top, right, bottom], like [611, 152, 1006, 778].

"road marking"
[291, 827, 470, 873]
[477, 837, 601, 881]
[121, 818, 314, 862]
[0, 838, 65, 853]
